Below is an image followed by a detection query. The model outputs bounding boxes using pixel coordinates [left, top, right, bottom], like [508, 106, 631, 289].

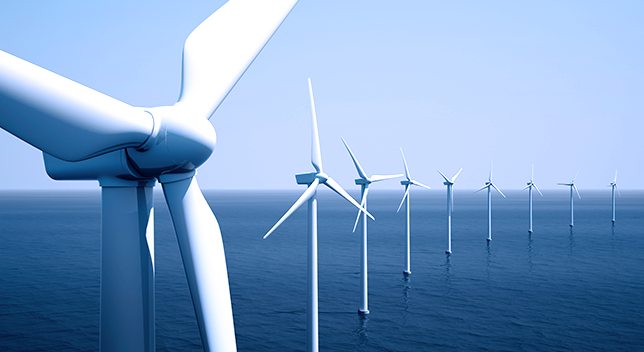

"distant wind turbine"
[438, 168, 463, 254]
[522, 165, 543, 233]
[558, 170, 581, 227]
[263, 79, 373, 352]
[609, 170, 620, 222]
[397, 149, 431, 275]
[475, 162, 505, 241]
[342, 138, 401, 314]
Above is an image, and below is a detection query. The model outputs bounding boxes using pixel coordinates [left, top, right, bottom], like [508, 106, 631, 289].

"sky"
[0, 0, 642, 191]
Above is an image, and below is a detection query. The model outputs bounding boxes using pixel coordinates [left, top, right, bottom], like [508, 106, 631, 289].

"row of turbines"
[262, 79, 623, 352]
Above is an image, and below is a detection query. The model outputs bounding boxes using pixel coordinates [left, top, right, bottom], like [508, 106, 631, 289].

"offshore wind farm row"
[261, 79, 625, 352]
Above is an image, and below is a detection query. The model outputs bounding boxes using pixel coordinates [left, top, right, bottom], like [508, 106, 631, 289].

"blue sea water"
[0, 189, 643, 351]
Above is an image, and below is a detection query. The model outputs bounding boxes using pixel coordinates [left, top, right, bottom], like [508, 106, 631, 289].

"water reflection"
[527, 232, 534, 273]
[569, 227, 575, 256]
[486, 241, 492, 282]
[354, 313, 369, 352]
[401, 274, 411, 327]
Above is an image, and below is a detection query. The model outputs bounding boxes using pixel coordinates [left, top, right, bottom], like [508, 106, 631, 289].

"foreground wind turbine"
[438, 168, 463, 254]
[263, 79, 373, 352]
[522, 165, 543, 233]
[397, 149, 431, 275]
[0, 1, 300, 351]
[475, 162, 505, 242]
[558, 170, 581, 227]
[342, 138, 401, 314]
[609, 170, 620, 222]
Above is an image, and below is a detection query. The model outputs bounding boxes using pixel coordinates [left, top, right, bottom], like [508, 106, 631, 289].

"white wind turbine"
[475, 162, 506, 242]
[438, 168, 463, 254]
[397, 148, 431, 275]
[522, 165, 543, 233]
[609, 170, 620, 222]
[263, 79, 373, 352]
[342, 138, 401, 314]
[0, 1, 300, 351]
[558, 170, 582, 227]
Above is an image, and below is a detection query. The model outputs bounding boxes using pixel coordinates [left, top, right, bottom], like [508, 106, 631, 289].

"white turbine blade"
[614, 170, 618, 183]
[176, 0, 300, 120]
[491, 182, 506, 198]
[323, 177, 375, 220]
[489, 161, 493, 181]
[400, 148, 411, 180]
[370, 174, 404, 183]
[0, 51, 153, 162]
[352, 186, 370, 233]
[397, 184, 410, 213]
[437, 169, 450, 183]
[308, 78, 323, 173]
[531, 164, 534, 182]
[573, 169, 580, 182]
[341, 137, 367, 179]
[573, 184, 581, 199]
[161, 176, 236, 351]
[557, 183, 571, 186]
[452, 168, 463, 182]
[410, 180, 431, 190]
[533, 183, 543, 196]
[521, 185, 530, 191]
[263, 179, 319, 239]
[474, 184, 489, 193]
[616, 185, 621, 196]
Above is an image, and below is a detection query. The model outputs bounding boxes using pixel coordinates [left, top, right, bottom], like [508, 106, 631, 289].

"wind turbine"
[263, 79, 373, 352]
[609, 170, 620, 222]
[522, 165, 543, 233]
[475, 162, 505, 241]
[397, 148, 431, 275]
[0, 1, 300, 351]
[438, 168, 463, 254]
[558, 170, 581, 227]
[342, 138, 401, 314]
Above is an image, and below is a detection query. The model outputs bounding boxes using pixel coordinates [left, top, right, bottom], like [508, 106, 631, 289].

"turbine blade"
[614, 170, 618, 183]
[616, 185, 621, 196]
[533, 183, 543, 196]
[557, 183, 571, 186]
[574, 169, 580, 182]
[521, 185, 530, 191]
[397, 184, 410, 213]
[323, 177, 375, 220]
[341, 137, 367, 179]
[370, 174, 404, 182]
[437, 169, 450, 183]
[177, 0, 300, 120]
[400, 148, 411, 180]
[161, 176, 236, 351]
[264, 178, 319, 239]
[410, 180, 431, 190]
[489, 161, 493, 182]
[0, 50, 153, 161]
[475, 184, 489, 193]
[352, 186, 370, 233]
[491, 182, 506, 198]
[308, 78, 323, 173]
[531, 164, 534, 182]
[573, 184, 581, 199]
[452, 168, 463, 182]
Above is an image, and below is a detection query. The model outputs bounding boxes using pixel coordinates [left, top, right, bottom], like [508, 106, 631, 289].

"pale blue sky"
[0, 1, 642, 191]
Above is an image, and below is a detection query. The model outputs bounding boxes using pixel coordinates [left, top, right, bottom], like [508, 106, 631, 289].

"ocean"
[0, 188, 643, 351]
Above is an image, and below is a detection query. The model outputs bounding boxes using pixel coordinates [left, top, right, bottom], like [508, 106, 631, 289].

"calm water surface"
[0, 189, 642, 351]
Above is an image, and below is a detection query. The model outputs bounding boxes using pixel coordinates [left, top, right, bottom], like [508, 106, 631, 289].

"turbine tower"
[397, 149, 431, 275]
[438, 168, 463, 254]
[0, 1, 300, 351]
[475, 162, 505, 242]
[522, 165, 543, 233]
[558, 170, 581, 227]
[342, 138, 401, 314]
[263, 79, 373, 352]
[609, 170, 620, 222]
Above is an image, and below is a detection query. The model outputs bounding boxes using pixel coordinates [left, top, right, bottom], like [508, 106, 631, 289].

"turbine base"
[358, 309, 370, 315]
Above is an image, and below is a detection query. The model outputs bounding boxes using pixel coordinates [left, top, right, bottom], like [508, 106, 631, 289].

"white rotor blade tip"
[452, 168, 463, 182]
[308, 78, 323, 173]
[341, 137, 367, 179]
